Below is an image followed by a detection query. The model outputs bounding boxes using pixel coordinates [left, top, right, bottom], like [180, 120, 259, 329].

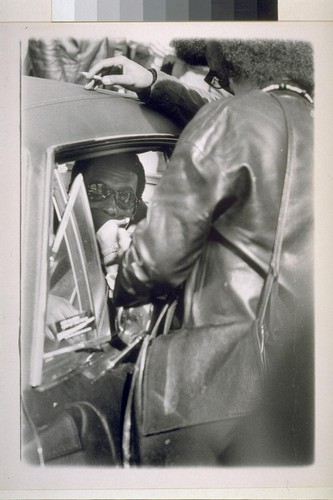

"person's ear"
[228, 76, 235, 94]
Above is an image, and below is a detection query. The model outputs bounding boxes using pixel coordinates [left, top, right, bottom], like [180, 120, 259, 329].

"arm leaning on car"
[83, 55, 219, 127]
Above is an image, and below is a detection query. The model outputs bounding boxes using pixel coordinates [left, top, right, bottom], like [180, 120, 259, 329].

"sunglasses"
[204, 70, 229, 91]
[86, 182, 139, 211]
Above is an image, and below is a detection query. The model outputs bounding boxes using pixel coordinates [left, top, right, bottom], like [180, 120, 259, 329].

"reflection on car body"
[21, 76, 181, 465]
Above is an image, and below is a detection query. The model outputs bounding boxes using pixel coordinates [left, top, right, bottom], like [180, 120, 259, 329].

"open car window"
[29, 143, 175, 389]
[60, 150, 169, 204]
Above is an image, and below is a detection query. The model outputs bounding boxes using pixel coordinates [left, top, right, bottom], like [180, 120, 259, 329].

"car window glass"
[40, 172, 110, 388]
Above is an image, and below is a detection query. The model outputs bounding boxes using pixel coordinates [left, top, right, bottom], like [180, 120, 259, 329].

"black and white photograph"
[1, 18, 333, 500]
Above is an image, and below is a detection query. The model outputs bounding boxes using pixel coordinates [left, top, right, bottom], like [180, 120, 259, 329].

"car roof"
[23, 76, 181, 156]
[21, 77, 181, 389]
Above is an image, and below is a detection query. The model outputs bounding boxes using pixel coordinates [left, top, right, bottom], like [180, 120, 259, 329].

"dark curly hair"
[172, 38, 208, 66]
[71, 152, 146, 199]
[171, 38, 314, 97]
[207, 38, 314, 96]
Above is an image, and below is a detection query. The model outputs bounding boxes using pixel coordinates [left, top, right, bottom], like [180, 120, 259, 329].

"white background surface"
[0, 7, 333, 500]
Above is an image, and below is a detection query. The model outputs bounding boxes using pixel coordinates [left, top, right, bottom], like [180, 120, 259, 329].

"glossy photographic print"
[1, 19, 333, 500]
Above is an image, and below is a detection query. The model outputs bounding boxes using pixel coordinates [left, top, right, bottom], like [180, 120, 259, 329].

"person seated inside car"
[72, 152, 147, 229]
[46, 152, 148, 344]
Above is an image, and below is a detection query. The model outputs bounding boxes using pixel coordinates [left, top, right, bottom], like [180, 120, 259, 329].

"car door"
[21, 139, 178, 466]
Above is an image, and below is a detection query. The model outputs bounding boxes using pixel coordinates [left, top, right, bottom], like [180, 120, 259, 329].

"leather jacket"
[114, 84, 313, 435]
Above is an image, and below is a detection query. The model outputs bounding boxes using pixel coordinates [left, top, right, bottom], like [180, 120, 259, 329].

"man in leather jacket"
[84, 39, 314, 466]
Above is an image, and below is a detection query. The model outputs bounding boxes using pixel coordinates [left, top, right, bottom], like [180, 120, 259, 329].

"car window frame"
[27, 134, 178, 389]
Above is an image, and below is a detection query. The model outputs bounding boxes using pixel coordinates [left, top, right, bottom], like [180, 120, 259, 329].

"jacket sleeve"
[113, 99, 240, 307]
[137, 71, 222, 128]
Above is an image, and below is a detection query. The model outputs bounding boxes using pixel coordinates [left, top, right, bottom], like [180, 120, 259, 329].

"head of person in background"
[71, 152, 147, 232]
